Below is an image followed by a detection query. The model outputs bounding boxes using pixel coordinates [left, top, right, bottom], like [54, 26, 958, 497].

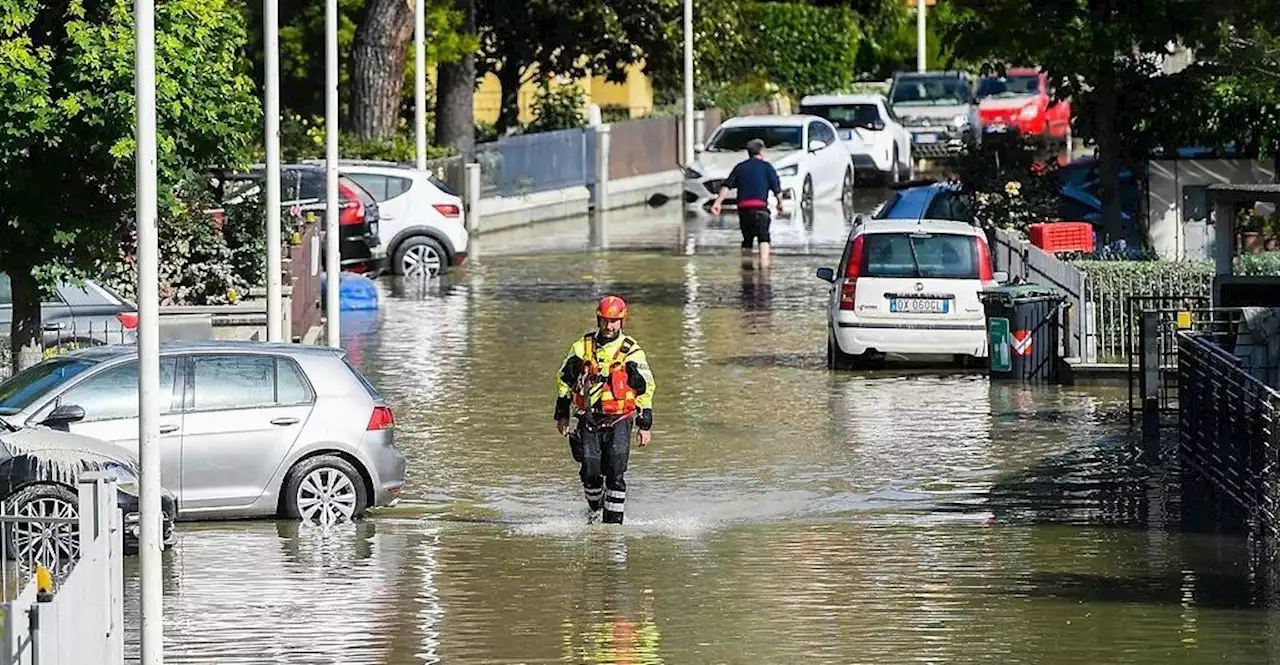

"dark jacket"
[724, 158, 782, 209]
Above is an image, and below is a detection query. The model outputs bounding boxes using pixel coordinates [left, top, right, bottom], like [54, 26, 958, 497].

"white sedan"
[682, 114, 855, 223]
[799, 93, 914, 184]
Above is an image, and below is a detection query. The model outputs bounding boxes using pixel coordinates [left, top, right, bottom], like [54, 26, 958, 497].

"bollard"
[464, 162, 481, 262]
[693, 110, 706, 148]
[594, 123, 611, 214]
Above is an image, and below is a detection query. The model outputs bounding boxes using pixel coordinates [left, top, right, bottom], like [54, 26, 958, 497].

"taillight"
[338, 184, 365, 226]
[432, 203, 460, 218]
[840, 236, 864, 311]
[976, 236, 995, 282]
[116, 313, 138, 330]
[367, 405, 394, 431]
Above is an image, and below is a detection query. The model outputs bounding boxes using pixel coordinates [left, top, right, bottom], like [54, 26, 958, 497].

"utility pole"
[264, 0, 283, 342]
[682, 0, 694, 166]
[325, 0, 340, 347]
[414, 0, 427, 171]
[917, 0, 927, 72]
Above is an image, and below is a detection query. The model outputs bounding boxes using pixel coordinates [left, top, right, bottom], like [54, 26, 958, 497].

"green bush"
[734, 3, 862, 98]
[696, 82, 780, 118]
[275, 113, 455, 163]
[524, 83, 587, 133]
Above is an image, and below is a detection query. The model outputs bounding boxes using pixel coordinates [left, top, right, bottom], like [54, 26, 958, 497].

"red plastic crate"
[1029, 222, 1095, 254]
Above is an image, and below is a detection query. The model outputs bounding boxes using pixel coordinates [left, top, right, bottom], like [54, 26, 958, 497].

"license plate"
[890, 298, 948, 313]
[914, 133, 938, 144]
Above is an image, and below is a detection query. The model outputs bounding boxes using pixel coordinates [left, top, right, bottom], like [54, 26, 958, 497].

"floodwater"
[123, 196, 1280, 664]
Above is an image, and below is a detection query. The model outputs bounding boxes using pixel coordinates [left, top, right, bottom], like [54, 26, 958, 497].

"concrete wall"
[1146, 158, 1276, 261]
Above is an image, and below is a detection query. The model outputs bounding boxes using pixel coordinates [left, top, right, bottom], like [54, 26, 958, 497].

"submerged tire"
[281, 455, 369, 525]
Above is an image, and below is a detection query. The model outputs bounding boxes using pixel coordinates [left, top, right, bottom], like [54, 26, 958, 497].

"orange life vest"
[571, 333, 638, 417]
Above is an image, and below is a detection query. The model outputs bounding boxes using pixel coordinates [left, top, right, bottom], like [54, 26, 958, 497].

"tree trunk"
[434, 0, 477, 153]
[1092, 73, 1126, 247]
[350, 0, 415, 141]
[495, 64, 523, 135]
[8, 269, 43, 374]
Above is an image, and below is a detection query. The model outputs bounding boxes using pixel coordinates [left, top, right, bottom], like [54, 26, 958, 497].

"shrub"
[735, 3, 862, 97]
[525, 83, 587, 133]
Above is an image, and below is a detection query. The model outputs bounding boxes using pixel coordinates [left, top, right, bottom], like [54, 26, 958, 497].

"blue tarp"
[320, 273, 379, 311]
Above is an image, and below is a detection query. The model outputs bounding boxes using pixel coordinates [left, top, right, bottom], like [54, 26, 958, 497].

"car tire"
[281, 455, 369, 525]
[827, 332, 855, 371]
[840, 168, 855, 224]
[393, 235, 448, 279]
[889, 148, 901, 185]
[801, 176, 814, 228]
[5, 484, 79, 565]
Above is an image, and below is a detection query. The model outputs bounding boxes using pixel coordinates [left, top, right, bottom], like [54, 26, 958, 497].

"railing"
[1077, 260, 1214, 362]
[1131, 303, 1246, 433]
[608, 116, 680, 180]
[471, 127, 598, 197]
[0, 473, 124, 665]
[287, 221, 323, 342]
[991, 228, 1089, 358]
[0, 322, 136, 380]
[1177, 331, 1280, 537]
[422, 155, 466, 195]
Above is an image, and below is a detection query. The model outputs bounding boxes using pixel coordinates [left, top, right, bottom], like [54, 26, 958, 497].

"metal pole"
[414, 0, 426, 171]
[324, 0, 341, 348]
[134, 0, 162, 654]
[264, 0, 283, 342]
[682, 0, 693, 167]
[916, 0, 927, 72]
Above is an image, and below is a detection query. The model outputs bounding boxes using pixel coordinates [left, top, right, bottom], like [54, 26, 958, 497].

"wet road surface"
[122, 196, 1280, 663]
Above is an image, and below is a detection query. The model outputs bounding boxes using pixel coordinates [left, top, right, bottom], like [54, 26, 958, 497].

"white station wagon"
[817, 218, 1005, 368]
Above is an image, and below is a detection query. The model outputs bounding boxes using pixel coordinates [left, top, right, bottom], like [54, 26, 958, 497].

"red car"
[976, 68, 1071, 149]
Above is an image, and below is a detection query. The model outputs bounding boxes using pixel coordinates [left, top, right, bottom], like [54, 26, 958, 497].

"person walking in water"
[555, 296, 656, 525]
[710, 137, 783, 268]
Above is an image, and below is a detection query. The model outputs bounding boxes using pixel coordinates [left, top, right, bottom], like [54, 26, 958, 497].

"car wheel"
[840, 168, 855, 224]
[394, 235, 448, 279]
[5, 484, 79, 568]
[281, 455, 369, 525]
[889, 148, 901, 185]
[827, 332, 855, 371]
[801, 176, 814, 228]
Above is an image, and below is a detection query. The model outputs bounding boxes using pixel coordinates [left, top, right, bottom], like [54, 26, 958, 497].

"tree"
[945, 0, 1240, 245]
[477, 0, 671, 134]
[349, 0, 415, 140]
[0, 0, 260, 371]
[434, 0, 477, 152]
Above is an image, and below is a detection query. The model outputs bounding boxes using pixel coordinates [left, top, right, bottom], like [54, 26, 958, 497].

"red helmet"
[597, 295, 628, 320]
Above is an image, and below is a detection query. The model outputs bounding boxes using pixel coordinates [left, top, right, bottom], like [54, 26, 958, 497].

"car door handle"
[160, 424, 179, 434]
[270, 417, 299, 426]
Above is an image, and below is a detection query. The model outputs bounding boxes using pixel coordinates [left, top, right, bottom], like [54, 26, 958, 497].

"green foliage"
[0, 0, 260, 349]
[954, 139, 1063, 233]
[694, 81, 780, 117]
[709, 2, 861, 98]
[525, 83, 587, 133]
[275, 113, 455, 163]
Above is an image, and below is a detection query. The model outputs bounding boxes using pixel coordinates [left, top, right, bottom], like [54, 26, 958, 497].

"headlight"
[104, 461, 139, 495]
[776, 164, 799, 177]
[1019, 104, 1039, 120]
[952, 115, 969, 128]
[683, 166, 702, 179]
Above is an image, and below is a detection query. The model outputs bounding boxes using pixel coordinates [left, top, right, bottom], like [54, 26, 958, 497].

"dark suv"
[208, 164, 385, 275]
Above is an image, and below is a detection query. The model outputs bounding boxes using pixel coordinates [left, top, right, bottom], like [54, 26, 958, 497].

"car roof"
[721, 114, 813, 127]
[64, 341, 347, 363]
[874, 182, 971, 221]
[299, 159, 428, 175]
[857, 218, 981, 237]
[799, 94, 884, 105]
[894, 70, 969, 79]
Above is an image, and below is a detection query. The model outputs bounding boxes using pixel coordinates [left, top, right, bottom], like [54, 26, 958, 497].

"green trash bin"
[979, 283, 1067, 383]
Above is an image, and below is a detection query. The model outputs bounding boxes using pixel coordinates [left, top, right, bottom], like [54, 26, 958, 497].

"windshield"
[799, 104, 881, 129]
[0, 358, 97, 415]
[976, 74, 1040, 100]
[706, 126, 803, 152]
[861, 232, 980, 279]
[890, 78, 971, 106]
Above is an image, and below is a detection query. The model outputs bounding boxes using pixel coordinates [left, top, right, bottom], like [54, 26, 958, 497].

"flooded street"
[124, 199, 1280, 663]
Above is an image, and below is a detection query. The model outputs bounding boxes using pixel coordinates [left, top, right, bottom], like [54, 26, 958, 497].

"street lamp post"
[264, 0, 283, 342]
[133, 0, 162, 658]
[917, 0, 927, 72]
[325, 0, 340, 347]
[682, 0, 694, 167]
[414, 0, 426, 171]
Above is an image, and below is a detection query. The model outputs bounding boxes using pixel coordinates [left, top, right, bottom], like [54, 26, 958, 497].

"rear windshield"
[861, 232, 980, 279]
[342, 356, 383, 401]
[0, 358, 97, 415]
[799, 103, 881, 129]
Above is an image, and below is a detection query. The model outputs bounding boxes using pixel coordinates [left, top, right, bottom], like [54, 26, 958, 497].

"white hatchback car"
[798, 93, 914, 184]
[816, 219, 1006, 368]
[332, 161, 469, 278]
[683, 114, 855, 223]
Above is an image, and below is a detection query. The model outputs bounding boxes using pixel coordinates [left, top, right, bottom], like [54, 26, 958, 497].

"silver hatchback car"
[0, 341, 406, 524]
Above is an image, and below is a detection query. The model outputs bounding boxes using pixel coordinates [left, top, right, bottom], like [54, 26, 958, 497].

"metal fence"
[1078, 261, 1214, 362]
[1130, 302, 1246, 431]
[0, 322, 136, 381]
[422, 155, 466, 195]
[287, 221, 323, 342]
[608, 116, 680, 180]
[1177, 331, 1280, 536]
[471, 127, 597, 197]
[991, 228, 1088, 358]
[1, 473, 124, 665]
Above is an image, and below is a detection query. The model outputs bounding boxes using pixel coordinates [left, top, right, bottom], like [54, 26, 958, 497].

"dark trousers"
[569, 417, 632, 524]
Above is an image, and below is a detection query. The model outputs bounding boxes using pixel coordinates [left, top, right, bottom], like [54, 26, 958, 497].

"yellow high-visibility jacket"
[554, 331, 655, 427]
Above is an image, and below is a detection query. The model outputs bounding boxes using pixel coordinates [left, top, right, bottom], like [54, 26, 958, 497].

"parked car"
[799, 93, 914, 183]
[0, 416, 177, 564]
[207, 164, 386, 275]
[323, 160, 469, 278]
[887, 71, 982, 159]
[0, 274, 138, 354]
[0, 341, 406, 524]
[974, 68, 1071, 149]
[816, 218, 1004, 368]
[872, 181, 976, 223]
[683, 114, 856, 223]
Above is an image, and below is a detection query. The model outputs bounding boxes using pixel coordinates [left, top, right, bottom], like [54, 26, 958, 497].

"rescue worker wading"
[554, 296, 656, 525]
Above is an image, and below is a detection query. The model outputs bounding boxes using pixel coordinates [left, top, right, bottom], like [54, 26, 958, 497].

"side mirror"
[808, 140, 827, 152]
[43, 404, 85, 429]
[816, 267, 836, 283]
[693, 142, 705, 154]
[993, 271, 1009, 284]
[853, 213, 867, 227]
